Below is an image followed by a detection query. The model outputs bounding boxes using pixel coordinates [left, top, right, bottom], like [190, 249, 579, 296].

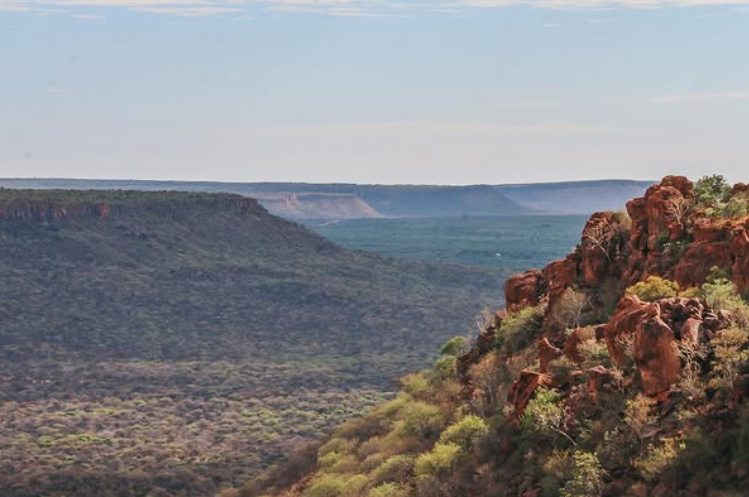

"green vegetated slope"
[237, 175, 749, 497]
[0, 190, 509, 497]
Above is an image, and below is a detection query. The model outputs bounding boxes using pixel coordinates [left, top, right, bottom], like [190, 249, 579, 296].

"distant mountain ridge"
[0, 178, 654, 219]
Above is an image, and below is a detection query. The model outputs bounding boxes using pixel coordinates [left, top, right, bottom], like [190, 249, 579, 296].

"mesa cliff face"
[0, 192, 261, 224]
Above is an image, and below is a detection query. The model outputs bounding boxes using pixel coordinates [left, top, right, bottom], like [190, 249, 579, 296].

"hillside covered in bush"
[0, 190, 509, 497]
[238, 175, 749, 497]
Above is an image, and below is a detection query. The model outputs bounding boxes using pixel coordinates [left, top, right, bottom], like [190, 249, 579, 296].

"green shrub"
[439, 336, 467, 356]
[319, 438, 356, 458]
[397, 401, 445, 439]
[707, 195, 749, 220]
[432, 355, 457, 381]
[498, 305, 546, 354]
[521, 389, 574, 445]
[368, 483, 408, 497]
[624, 394, 657, 440]
[634, 437, 685, 482]
[701, 277, 747, 314]
[625, 276, 680, 302]
[371, 455, 415, 484]
[578, 339, 612, 370]
[438, 415, 489, 449]
[361, 452, 388, 472]
[318, 451, 343, 470]
[304, 475, 347, 497]
[709, 327, 749, 391]
[695, 175, 730, 206]
[414, 442, 462, 478]
[560, 451, 606, 497]
[401, 373, 430, 399]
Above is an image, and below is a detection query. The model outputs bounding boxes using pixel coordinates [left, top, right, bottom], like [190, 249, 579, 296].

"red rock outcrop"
[537, 338, 562, 373]
[602, 296, 650, 365]
[580, 212, 626, 286]
[634, 304, 681, 397]
[587, 366, 622, 400]
[625, 176, 694, 285]
[542, 255, 579, 303]
[674, 242, 733, 289]
[505, 270, 543, 312]
[563, 327, 597, 364]
[732, 222, 749, 297]
[681, 317, 702, 346]
[508, 371, 552, 417]
[457, 176, 749, 408]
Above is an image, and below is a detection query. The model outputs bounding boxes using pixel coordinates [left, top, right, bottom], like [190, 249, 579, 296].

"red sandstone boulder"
[732, 223, 749, 296]
[563, 327, 597, 364]
[538, 338, 562, 373]
[681, 317, 702, 346]
[587, 365, 622, 400]
[692, 219, 731, 244]
[506, 270, 543, 312]
[508, 371, 552, 417]
[603, 296, 650, 365]
[624, 176, 694, 285]
[580, 212, 623, 286]
[542, 255, 579, 302]
[674, 242, 733, 289]
[634, 304, 681, 396]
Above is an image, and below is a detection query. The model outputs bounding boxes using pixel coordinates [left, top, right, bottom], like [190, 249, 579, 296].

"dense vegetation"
[0, 190, 511, 497]
[234, 175, 749, 497]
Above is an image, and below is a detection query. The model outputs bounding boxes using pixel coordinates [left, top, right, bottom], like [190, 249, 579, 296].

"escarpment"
[0, 191, 262, 224]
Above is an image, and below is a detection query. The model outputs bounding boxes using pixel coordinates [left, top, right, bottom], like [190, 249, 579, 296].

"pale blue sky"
[1, 1, 749, 184]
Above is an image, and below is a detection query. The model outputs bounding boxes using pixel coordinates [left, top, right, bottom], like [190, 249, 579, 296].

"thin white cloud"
[252, 120, 614, 139]
[650, 90, 749, 104]
[72, 12, 105, 19]
[135, 5, 240, 15]
[4, 0, 749, 18]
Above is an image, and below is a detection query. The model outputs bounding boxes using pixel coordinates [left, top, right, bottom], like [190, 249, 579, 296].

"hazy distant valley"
[0, 178, 653, 220]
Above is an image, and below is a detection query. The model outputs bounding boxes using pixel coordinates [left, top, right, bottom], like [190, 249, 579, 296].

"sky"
[1, 1, 749, 185]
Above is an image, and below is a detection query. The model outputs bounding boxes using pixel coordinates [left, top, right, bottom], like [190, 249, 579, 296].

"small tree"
[522, 389, 577, 446]
[553, 288, 591, 330]
[695, 175, 730, 206]
[676, 341, 708, 403]
[583, 219, 614, 261]
[468, 351, 505, 416]
[709, 327, 749, 391]
[665, 196, 692, 224]
[560, 451, 606, 497]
